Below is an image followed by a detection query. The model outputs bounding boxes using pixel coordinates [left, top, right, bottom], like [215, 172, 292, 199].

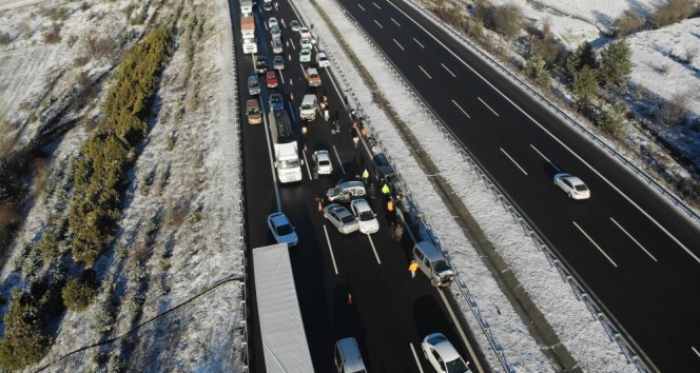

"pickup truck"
[306, 68, 321, 87]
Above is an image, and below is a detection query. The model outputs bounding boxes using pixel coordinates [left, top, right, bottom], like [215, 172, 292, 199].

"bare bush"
[81, 34, 116, 60]
[658, 64, 670, 74]
[49, 6, 70, 21]
[472, 0, 492, 24]
[493, 3, 523, 39]
[614, 9, 645, 36]
[43, 23, 62, 44]
[80, 2, 91, 12]
[660, 92, 691, 126]
[0, 32, 11, 46]
[650, 0, 695, 29]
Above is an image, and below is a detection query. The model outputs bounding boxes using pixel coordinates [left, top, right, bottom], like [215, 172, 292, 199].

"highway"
[331, 0, 700, 371]
[227, 0, 490, 373]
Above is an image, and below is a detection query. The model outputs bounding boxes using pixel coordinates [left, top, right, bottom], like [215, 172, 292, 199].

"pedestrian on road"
[353, 136, 359, 149]
[409, 260, 419, 279]
[389, 222, 395, 240]
[313, 165, 318, 179]
[394, 224, 404, 242]
[335, 119, 341, 135]
[362, 168, 369, 185]
[361, 127, 367, 138]
[369, 183, 376, 199]
[381, 182, 391, 195]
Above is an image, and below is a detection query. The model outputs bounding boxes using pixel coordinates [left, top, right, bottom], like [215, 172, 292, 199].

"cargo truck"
[240, 0, 253, 15]
[253, 243, 314, 373]
[269, 109, 303, 183]
[241, 15, 257, 54]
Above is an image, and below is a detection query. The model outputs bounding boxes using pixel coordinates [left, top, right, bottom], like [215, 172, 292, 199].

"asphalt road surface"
[333, 0, 700, 371]
[228, 1, 490, 373]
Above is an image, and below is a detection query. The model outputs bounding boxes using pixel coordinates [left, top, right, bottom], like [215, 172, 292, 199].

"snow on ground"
[0, 0, 47, 11]
[522, 0, 660, 27]
[292, 0, 636, 372]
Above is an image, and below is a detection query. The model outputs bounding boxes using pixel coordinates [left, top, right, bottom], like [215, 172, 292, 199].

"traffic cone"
[318, 199, 323, 212]
[347, 292, 353, 306]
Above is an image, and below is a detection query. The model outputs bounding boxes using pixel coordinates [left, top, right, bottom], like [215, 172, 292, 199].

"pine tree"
[566, 41, 597, 81]
[599, 39, 632, 89]
[573, 65, 598, 106]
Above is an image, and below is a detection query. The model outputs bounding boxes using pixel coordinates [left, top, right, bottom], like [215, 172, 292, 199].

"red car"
[266, 71, 278, 89]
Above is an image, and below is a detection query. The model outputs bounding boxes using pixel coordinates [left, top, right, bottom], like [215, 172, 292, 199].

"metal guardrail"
[224, 6, 250, 372]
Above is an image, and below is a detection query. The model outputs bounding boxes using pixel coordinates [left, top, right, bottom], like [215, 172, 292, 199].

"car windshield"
[358, 210, 374, 221]
[433, 259, 450, 273]
[575, 184, 588, 192]
[248, 107, 259, 115]
[319, 160, 330, 166]
[278, 159, 300, 169]
[276, 223, 293, 236]
[250, 81, 258, 87]
[340, 215, 356, 224]
[302, 104, 313, 110]
[446, 357, 469, 373]
[271, 96, 281, 103]
[310, 73, 319, 78]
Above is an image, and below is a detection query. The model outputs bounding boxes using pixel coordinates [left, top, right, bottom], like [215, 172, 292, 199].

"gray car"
[273, 55, 285, 70]
[271, 39, 283, 54]
[290, 20, 301, 32]
[323, 204, 359, 234]
[326, 180, 366, 203]
[248, 75, 261, 96]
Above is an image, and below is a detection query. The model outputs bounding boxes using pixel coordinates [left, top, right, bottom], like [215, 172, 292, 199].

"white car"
[290, 20, 301, 32]
[313, 150, 333, 175]
[316, 50, 330, 68]
[300, 26, 311, 39]
[267, 212, 298, 247]
[300, 37, 313, 50]
[350, 199, 379, 234]
[271, 39, 283, 54]
[553, 173, 590, 200]
[299, 48, 312, 63]
[421, 333, 472, 373]
[268, 17, 279, 29]
[323, 204, 359, 234]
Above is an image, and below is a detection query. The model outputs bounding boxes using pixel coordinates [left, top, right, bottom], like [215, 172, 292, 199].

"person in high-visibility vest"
[362, 168, 369, 185]
[409, 260, 419, 278]
[387, 199, 394, 212]
[381, 183, 390, 195]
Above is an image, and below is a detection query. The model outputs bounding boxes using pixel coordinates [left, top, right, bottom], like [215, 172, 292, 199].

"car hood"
[358, 219, 379, 234]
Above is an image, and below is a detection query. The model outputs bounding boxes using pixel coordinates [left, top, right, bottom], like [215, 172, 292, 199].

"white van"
[412, 241, 455, 287]
[334, 338, 367, 373]
[299, 94, 317, 120]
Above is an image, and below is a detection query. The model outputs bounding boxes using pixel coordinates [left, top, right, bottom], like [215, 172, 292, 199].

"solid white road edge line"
[609, 217, 658, 262]
[438, 289, 485, 373]
[385, 0, 700, 264]
[419, 65, 432, 79]
[477, 96, 499, 117]
[573, 221, 618, 268]
[393, 39, 404, 51]
[441, 63, 456, 77]
[367, 234, 382, 264]
[529, 144, 560, 172]
[374, 19, 383, 28]
[332, 144, 346, 175]
[323, 225, 340, 275]
[392, 17, 401, 27]
[409, 343, 425, 373]
[452, 100, 470, 118]
[259, 96, 282, 212]
[500, 148, 528, 176]
[302, 149, 312, 180]
[413, 37, 424, 48]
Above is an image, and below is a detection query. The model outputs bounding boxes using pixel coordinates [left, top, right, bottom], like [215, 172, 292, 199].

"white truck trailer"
[253, 243, 314, 373]
[241, 15, 257, 54]
[269, 109, 303, 183]
[240, 0, 253, 15]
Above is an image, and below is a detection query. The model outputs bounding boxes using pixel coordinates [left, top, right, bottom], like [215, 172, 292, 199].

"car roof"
[415, 241, 446, 261]
[267, 71, 276, 76]
[328, 204, 352, 216]
[351, 198, 371, 211]
[338, 180, 364, 188]
[270, 213, 290, 226]
[336, 338, 366, 373]
[426, 333, 461, 362]
[314, 150, 330, 157]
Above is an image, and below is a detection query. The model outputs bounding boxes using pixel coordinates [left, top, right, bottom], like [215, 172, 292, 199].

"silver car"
[312, 150, 333, 175]
[553, 173, 590, 200]
[271, 39, 283, 54]
[273, 55, 285, 70]
[323, 204, 359, 234]
[290, 20, 301, 32]
[299, 48, 311, 63]
[350, 198, 379, 234]
[421, 333, 472, 373]
[248, 75, 261, 96]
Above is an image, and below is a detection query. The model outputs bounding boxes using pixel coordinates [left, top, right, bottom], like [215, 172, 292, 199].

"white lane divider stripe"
[692, 346, 700, 359]
[332, 144, 345, 175]
[323, 225, 339, 275]
[438, 289, 485, 373]
[500, 148, 527, 176]
[529, 144, 560, 172]
[373, 1, 381, 9]
[574, 221, 618, 268]
[367, 234, 381, 264]
[441, 63, 456, 77]
[610, 217, 658, 262]
[410, 343, 425, 373]
[392, 17, 401, 27]
[477, 97, 499, 117]
[358, 3, 365, 11]
[452, 100, 470, 118]
[374, 19, 383, 28]
[418, 65, 432, 79]
[413, 37, 424, 48]
[393, 39, 404, 51]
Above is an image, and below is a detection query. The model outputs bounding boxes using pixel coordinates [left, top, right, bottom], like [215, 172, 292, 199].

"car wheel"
[567, 192, 572, 198]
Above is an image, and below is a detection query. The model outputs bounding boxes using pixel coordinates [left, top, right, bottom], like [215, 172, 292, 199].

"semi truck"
[253, 243, 314, 373]
[269, 109, 303, 183]
[241, 15, 257, 54]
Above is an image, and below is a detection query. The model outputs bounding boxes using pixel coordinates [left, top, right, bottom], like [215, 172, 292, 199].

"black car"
[262, 2, 273, 12]
[255, 56, 268, 74]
